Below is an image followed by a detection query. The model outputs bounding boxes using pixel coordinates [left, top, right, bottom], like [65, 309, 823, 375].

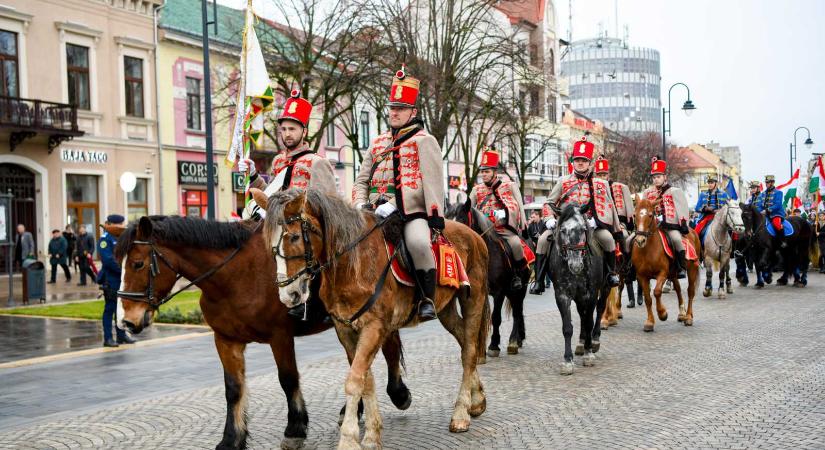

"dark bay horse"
[741, 204, 812, 287]
[114, 216, 411, 450]
[548, 204, 611, 375]
[258, 188, 490, 449]
[446, 199, 529, 357]
[632, 198, 700, 331]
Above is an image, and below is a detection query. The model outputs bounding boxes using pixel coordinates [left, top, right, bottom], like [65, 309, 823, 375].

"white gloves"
[355, 202, 366, 210]
[656, 215, 664, 223]
[587, 217, 596, 228]
[493, 209, 506, 220]
[546, 218, 557, 230]
[238, 158, 256, 176]
[375, 202, 397, 218]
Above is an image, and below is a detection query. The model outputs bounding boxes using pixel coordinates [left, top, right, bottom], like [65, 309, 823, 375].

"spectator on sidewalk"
[47, 229, 71, 284]
[524, 210, 544, 247]
[75, 225, 96, 286]
[14, 224, 35, 271]
[98, 215, 135, 347]
[63, 225, 77, 274]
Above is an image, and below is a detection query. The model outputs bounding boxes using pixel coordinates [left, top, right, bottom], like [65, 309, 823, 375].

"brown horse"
[113, 215, 411, 450]
[255, 188, 490, 449]
[631, 198, 700, 331]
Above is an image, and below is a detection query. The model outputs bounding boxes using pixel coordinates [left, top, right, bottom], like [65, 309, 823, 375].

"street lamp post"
[661, 82, 696, 161]
[201, 0, 217, 219]
[789, 126, 814, 178]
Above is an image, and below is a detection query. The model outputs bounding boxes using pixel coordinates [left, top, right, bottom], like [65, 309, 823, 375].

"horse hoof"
[487, 348, 500, 358]
[684, 318, 693, 326]
[507, 343, 519, 355]
[280, 437, 306, 450]
[477, 355, 487, 365]
[600, 321, 609, 330]
[609, 317, 619, 326]
[592, 341, 601, 353]
[582, 353, 595, 367]
[718, 292, 726, 300]
[726, 286, 734, 294]
[559, 361, 574, 375]
[658, 311, 668, 321]
[643, 323, 654, 332]
[469, 397, 486, 417]
[574, 343, 584, 356]
[618, 311, 624, 319]
[449, 419, 471, 433]
[677, 314, 686, 322]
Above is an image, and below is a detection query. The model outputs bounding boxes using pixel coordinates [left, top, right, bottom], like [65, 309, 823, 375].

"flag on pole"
[811, 156, 825, 209]
[225, 2, 273, 169]
[777, 168, 801, 210]
[724, 177, 738, 201]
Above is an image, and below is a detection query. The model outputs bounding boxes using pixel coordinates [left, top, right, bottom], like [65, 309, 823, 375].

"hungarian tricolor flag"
[226, 1, 273, 169]
[810, 156, 825, 209]
[777, 168, 802, 210]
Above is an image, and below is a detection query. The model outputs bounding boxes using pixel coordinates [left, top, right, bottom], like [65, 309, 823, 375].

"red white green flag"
[777, 168, 802, 210]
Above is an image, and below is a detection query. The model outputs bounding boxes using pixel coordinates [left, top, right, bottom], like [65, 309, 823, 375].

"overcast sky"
[557, 0, 825, 182]
[220, 0, 825, 182]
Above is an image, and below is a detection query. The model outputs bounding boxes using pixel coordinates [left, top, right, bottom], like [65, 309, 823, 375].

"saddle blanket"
[766, 219, 794, 237]
[385, 236, 470, 289]
[521, 239, 537, 265]
[659, 230, 698, 261]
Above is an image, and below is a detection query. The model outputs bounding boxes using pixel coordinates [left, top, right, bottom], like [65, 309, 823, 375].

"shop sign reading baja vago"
[60, 149, 108, 164]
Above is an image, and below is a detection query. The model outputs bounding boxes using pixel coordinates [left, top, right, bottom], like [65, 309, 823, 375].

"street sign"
[178, 161, 219, 185]
[231, 172, 246, 193]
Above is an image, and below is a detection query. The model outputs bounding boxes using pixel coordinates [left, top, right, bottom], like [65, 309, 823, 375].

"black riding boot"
[511, 260, 527, 291]
[676, 250, 688, 279]
[605, 251, 620, 287]
[626, 279, 636, 307]
[529, 255, 545, 295]
[415, 269, 437, 321]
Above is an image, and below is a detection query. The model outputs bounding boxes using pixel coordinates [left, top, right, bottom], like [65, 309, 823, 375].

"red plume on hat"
[279, 89, 312, 127]
[389, 64, 420, 107]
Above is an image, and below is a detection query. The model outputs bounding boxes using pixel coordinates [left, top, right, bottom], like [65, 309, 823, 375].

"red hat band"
[572, 139, 594, 161]
[595, 158, 609, 173]
[650, 159, 667, 175]
[479, 150, 500, 169]
[388, 66, 420, 107]
[279, 90, 312, 127]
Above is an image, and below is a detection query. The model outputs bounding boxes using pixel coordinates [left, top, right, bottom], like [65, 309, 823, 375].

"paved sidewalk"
[0, 275, 823, 449]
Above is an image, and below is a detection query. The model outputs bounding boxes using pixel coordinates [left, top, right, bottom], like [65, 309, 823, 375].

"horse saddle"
[381, 217, 469, 289]
[766, 219, 794, 237]
[658, 230, 698, 261]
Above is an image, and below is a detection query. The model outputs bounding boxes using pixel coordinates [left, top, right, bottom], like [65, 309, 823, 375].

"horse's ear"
[249, 188, 268, 210]
[137, 216, 153, 239]
[285, 190, 307, 215]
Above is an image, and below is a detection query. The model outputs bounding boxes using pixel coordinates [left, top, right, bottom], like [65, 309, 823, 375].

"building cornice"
[55, 20, 103, 41]
[115, 36, 155, 51]
[0, 5, 33, 28]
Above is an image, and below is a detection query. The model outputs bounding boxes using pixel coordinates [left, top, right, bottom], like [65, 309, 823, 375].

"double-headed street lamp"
[789, 126, 814, 178]
[662, 82, 696, 160]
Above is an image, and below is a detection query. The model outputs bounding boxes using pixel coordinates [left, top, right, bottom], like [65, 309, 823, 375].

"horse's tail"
[478, 289, 491, 356]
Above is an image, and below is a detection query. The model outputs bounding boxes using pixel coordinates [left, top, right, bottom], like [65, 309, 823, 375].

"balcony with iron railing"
[0, 96, 84, 152]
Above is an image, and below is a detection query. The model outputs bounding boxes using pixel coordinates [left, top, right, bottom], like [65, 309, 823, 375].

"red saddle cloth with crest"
[658, 229, 698, 261]
[385, 234, 470, 288]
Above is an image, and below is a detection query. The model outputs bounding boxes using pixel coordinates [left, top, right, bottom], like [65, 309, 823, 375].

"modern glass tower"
[561, 37, 661, 134]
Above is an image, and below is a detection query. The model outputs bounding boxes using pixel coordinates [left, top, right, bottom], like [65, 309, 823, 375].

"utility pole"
[201, 0, 217, 219]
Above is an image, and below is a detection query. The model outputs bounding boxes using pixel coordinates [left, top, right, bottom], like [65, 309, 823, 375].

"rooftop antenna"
[567, 0, 572, 42]
[614, 0, 619, 38]
[623, 24, 629, 48]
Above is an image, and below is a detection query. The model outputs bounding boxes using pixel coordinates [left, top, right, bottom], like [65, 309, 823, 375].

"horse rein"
[117, 222, 260, 310]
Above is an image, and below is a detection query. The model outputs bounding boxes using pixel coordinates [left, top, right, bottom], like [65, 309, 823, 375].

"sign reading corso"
[231, 172, 246, 193]
[60, 149, 108, 164]
[178, 161, 219, 185]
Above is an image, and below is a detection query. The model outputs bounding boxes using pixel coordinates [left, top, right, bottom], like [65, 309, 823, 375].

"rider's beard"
[283, 137, 302, 150]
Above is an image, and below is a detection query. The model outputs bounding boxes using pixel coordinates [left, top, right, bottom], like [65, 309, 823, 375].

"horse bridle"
[273, 212, 386, 288]
[117, 224, 257, 309]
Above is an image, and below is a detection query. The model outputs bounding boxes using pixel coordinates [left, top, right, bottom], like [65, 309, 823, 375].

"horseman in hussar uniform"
[639, 156, 692, 279]
[530, 136, 622, 294]
[754, 174, 787, 247]
[746, 180, 762, 205]
[352, 66, 445, 321]
[238, 89, 337, 317]
[693, 174, 729, 248]
[470, 147, 528, 291]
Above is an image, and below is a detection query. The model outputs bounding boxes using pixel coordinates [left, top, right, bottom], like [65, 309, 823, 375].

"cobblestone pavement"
[1, 274, 824, 449]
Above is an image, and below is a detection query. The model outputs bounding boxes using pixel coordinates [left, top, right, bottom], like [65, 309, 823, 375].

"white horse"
[702, 200, 745, 299]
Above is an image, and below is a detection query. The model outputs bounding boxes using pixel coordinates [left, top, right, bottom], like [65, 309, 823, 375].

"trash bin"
[22, 259, 46, 305]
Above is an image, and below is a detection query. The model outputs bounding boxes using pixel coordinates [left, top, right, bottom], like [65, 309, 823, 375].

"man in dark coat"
[47, 229, 71, 283]
[75, 225, 96, 286]
[98, 215, 135, 347]
[14, 224, 35, 270]
[63, 225, 77, 273]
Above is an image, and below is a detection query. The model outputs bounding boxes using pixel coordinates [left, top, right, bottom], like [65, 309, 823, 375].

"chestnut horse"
[256, 188, 490, 450]
[114, 216, 411, 450]
[631, 198, 700, 331]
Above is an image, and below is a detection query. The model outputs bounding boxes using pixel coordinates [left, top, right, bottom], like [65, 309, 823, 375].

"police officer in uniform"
[98, 214, 135, 347]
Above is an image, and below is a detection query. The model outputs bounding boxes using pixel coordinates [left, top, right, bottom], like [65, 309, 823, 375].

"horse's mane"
[265, 188, 365, 269]
[558, 204, 582, 224]
[115, 216, 255, 259]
